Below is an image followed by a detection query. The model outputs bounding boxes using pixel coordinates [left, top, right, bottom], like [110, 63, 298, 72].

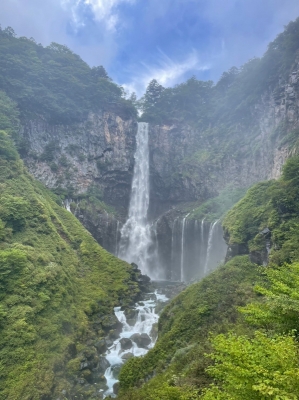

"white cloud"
[63, 0, 136, 31]
[122, 50, 210, 97]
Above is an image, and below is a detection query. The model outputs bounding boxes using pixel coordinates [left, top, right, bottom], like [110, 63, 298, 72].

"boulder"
[122, 352, 134, 360]
[94, 339, 107, 354]
[120, 338, 132, 350]
[100, 314, 122, 332]
[140, 333, 151, 347]
[113, 382, 120, 395]
[124, 307, 138, 321]
[105, 338, 114, 348]
[98, 356, 110, 374]
[130, 333, 151, 348]
[131, 262, 140, 272]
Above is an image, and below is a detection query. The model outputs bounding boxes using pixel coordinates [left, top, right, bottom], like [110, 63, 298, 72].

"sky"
[1, 0, 299, 96]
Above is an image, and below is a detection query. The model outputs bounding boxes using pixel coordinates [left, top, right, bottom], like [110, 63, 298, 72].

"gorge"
[1, 17, 299, 400]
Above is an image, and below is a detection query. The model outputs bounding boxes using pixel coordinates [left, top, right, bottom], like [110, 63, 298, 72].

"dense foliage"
[0, 26, 136, 124]
[118, 256, 259, 399]
[202, 332, 299, 399]
[0, 108, 140, 398]
[118, 156, 299, 400]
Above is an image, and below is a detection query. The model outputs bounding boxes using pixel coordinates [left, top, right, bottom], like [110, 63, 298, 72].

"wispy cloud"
[123, 49, 211, 97]
[62, 0, 136, 31]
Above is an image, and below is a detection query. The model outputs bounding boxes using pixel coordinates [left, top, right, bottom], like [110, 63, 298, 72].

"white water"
[180, 214, 190, 282]
[115, 221, 120, 254]
[204, 220, 219, 275]
[103, 290, 168, 398]
[118, 122, 156, 277]
[64, 199, 72, 212]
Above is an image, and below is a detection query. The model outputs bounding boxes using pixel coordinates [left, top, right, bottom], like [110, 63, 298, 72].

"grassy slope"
[0, 134, 140, 399]
[118, 256, 259, 399]
[118, 157, 299, 399]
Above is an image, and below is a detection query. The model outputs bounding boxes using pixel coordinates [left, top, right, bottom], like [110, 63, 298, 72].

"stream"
[101, 290, 169, 398]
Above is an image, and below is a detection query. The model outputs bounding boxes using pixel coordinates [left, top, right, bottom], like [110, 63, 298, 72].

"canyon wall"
[20, 111, 137, 213]
[18, 60, 299, 271]
[148, 60, 299, 216]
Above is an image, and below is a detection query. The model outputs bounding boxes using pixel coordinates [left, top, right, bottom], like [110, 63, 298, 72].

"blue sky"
[2, 0, 299, 96]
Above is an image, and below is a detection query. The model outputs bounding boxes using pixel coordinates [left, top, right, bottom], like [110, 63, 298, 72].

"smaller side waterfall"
[167, 217, 227, 282]
[63, 198, 72, 212]
[204, 220, 219, 275]
[115, 221, 120, 255]
[180, 214, 190, 282]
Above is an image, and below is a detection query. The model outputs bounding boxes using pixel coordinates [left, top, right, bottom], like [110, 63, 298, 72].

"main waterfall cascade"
[116, 122, 227, 281]
[118, 122, 159, 278]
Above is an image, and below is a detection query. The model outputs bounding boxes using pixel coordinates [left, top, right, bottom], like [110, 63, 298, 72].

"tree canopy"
[0, 27, 136, 123]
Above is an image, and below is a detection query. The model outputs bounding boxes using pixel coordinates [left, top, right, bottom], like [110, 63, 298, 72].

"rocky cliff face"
[148, 61, 299, 217]
[18, 62, 299, 264]
[20, 111, 137, 212]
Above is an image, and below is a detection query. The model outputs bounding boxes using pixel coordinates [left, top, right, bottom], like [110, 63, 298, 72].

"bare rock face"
[20, 111, 137, 211]
[18, 63, 299, 262]
[148, 61, 299, 217]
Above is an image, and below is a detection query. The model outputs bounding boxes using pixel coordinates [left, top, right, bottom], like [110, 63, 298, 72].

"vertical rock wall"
[20, 111, 137, 211]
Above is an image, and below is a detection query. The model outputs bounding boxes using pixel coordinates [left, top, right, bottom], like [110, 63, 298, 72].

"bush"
[0, 195, 30, 231]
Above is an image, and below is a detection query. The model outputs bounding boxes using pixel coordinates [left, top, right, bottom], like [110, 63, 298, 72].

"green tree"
[0, 195, 30, 231]
[91, 65, 110, 80]
[240, 262, 299, 333]
[202, 331, 299, 400]
[142, 79, 165, 110]
[0, 131, 19, 160]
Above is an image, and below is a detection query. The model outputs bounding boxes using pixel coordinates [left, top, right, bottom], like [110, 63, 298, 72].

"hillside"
[118, 156, 299, 399]
[0, 93, 143, 399]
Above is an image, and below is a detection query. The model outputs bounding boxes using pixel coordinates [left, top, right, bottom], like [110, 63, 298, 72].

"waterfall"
[180, 214, 190, 282]
[204, 220, 219, 275]
[115, 221, 120, 255]
[63, 199, 72, 212]
[118, 123, 156, 277]
[171, 218, 177, 275]
[200, 219, 205, 247]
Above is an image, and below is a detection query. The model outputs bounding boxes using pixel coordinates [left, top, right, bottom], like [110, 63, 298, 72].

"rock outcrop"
[148, 61, 299, 216]
[20, 110, 137, 212]
[18, 61, 299, 260]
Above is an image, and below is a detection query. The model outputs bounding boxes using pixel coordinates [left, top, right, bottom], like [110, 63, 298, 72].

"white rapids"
[103, 290, 168, 398]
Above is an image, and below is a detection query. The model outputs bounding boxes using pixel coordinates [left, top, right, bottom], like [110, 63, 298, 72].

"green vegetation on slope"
[0, 26, 136, 124]
[118, 256, 259, 399]
[118, 156, 299, 400]
[141, 18, 299, 129]
[187, 185, 247, 222]
[139, 18, 299, 193]
[223, 156, 299, 264]
[0, 123, 140, 399]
